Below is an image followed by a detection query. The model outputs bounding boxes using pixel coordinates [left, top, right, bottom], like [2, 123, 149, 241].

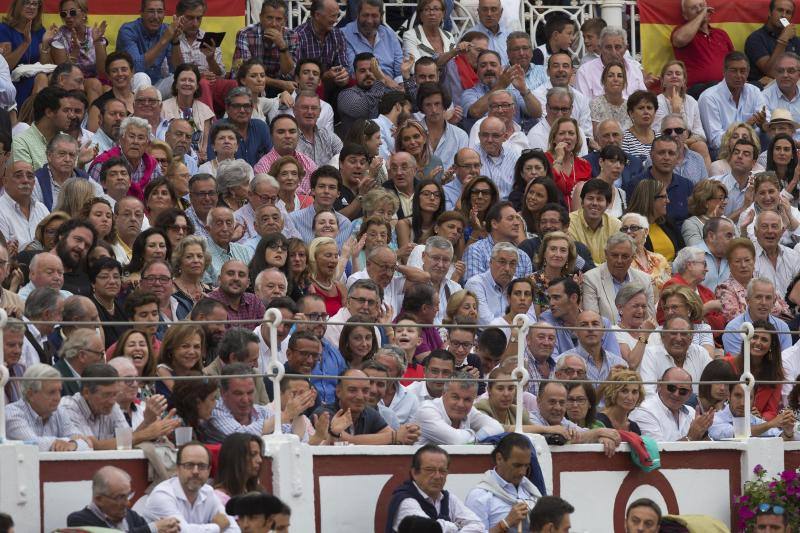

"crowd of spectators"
[4, 0, 800, 529]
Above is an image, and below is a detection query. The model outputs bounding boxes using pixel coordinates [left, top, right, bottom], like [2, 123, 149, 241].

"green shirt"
[11, 124, 48, 171]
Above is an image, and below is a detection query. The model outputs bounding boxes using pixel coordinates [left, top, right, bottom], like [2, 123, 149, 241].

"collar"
[412, 481, 443, 505]
[87, 502, 123, 529]
[490, 468, 518, 492]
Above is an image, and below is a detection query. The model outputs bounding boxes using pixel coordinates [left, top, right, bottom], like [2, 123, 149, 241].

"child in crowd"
[395, 314, 424, 386]
[580, 18, 607, 65]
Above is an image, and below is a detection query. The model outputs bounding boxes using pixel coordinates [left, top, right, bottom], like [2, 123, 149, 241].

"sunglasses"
[666, 384, 691, 396]
[758, 503, 785, 515]
[663, 127, 686, 136]
[60, 8, 78, 17]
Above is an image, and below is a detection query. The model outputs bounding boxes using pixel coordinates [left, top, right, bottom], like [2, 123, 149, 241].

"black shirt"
[745, 25, 800, 82]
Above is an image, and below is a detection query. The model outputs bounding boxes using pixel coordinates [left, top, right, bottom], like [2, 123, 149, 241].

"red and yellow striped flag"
[0, 0, 245, 70]
[640, 0, 783, 77]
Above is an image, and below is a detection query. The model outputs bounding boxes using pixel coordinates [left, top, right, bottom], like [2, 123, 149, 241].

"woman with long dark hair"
[458, 176, 500, 245]
[172, 379, 218, 443]
[397, 179, 445, 249]
[248, 232, 290, 288]
[509, 149, 554, 212]
[626, 179, 684, 262]
[213, 433, 264, 504]
[520, 177, 562, 237]
[765, 133, 800, 204]
[729, 320, 785, 420]
[125, 228, 172, 288]
[339, 315, 378, 369]
[341, 118, 387, 183]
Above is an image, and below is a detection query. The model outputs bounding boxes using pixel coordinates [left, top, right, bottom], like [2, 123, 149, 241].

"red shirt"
[672, 26, 734, 87]
[545, 152, 592, 210]
[657, 274, 726, 335]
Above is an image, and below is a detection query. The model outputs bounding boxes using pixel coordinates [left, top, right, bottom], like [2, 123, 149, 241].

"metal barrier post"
[600, 0, 624, 30]
[512, 314, 532, 434]
[264, 308, 285, 435]
[740, 322, 755, 439]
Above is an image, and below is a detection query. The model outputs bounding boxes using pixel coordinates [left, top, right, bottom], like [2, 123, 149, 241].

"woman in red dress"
[545, 117, 592, 210]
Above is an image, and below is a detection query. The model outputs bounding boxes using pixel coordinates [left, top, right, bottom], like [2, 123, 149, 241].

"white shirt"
[525, 119, 589, 156]
[254, 324, 288, 372]
[381, 383, 419, 425]
[412, 397, 504, 445]
[782, 340, 800, 405]
[21, 318, 48, 368]
[323, 306, 383, 348]
[0, 193, 50, 250]
[754, 242, 800, 296]
[392, 481, 484, 533]
[346, 269, 405, 320]
[144, 476, 239, 533]
[532, 81, 593, 141]
[629, 394, 695, 442]
[637, 344, 712, 398]
[406, 380, 436, 404]
[464, 469, 539, 530]
[468, 118, 530, 153]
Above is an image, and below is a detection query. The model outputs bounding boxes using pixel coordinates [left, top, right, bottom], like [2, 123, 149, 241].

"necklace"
[311, 275, 334, 292]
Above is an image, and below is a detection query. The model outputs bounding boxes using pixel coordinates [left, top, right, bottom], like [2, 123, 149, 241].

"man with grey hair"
[132, 85, 163, 135]
[236, 173, 278, 241]
[413, 371, 504, 444]
[204, 206, 253, 284]
[163, 118, 198, 174]
[254, 268, 288, 304]
[293, 90, 343, 166]
[34, 133, 103, 210]
[553, 351, 588, 381]
[3, 318, 31, 403]
[89, 116, 161, 197]
[0, 160, 50, 251]
[467, 89, 529, 153]
[421, 236, 462, 323]
[217, 86, 272, 166]
[752, 209, 800, 295]
[5, 363, 91, 451]
[506, 30, 548, 94]
[326, 278, 384, 346]
[67, 466, 180, 531]
[216, 159, 252, 210]
[723, 276, 793, 354]
[18, 252, 71, 302]
[61, 362, 181, 449]
[49, 294, 104, 354]
[21, 287, 64, 368]
[574, 26, 647, 99]
[243, 204, 298, 252]
[582, 232, 655, 324]
[526, 86, 588, 156]
[658, 113, 708, 184]
[53, 327, 105, 396]
[465, 241, 520, 325]
[374, 345, 419, 424]
[761, 53, 800, 142]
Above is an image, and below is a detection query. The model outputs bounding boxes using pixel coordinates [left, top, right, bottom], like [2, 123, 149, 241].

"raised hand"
[91, 21, 107, 41]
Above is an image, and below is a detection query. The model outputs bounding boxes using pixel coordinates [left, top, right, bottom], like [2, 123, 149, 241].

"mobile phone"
[781, 17, 790, 27]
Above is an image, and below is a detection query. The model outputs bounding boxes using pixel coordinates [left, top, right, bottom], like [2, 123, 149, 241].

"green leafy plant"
[735, 465, 800, 530]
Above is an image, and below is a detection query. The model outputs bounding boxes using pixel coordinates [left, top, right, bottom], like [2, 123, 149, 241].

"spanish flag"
[0, 0, 245, 70]
[640, 0, 779, 77]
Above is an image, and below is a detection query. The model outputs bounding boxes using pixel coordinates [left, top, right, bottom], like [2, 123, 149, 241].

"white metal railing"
[278, 0, 640, 61]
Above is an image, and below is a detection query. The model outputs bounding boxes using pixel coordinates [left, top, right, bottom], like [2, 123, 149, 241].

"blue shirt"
[709, 404, 783, 440]
[116, 19, 172, 83]
[207, 119, 272, 166]
[539, 311, 621, 356]
[443, 179, 463, 210]
[461, 82, 531, 132]
[698, 80, 766, 150]
[312, 338, 348, 406]
[465, 22, 510, 64]
[698, 241, 729, 292]
[722, 310, 791, 355]
[523, 64, 549, 93]
[590, 151, 646, 190]
[375, 114, 395, 159]
[342, 22, 403, 79]
[463, 235, 533, 281]
[203, 239, 254, 285]
[625, 169, 693, 228]
[712, 172, 749, 218]
[464, 469, 538, 531]
[426, 120, 468, 170]
[556, 344, 628, 384]
[464, 269, 507, 326]
[287, 204, 353, 248]
[476, 144, 521, 201]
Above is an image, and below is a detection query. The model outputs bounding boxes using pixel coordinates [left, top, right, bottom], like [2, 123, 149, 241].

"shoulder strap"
[37, 171, 53, 210]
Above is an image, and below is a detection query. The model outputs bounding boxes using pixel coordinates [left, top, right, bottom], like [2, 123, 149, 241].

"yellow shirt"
[568, 210, 622, 264]
[649, 223, 675, 262]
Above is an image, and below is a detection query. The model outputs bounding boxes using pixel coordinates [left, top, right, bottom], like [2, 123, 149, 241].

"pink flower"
[781, 470, 798, 483]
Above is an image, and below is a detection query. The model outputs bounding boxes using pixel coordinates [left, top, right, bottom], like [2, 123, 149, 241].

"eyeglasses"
[168, 224, 190, 233]
[306, 312, 329, 321]
[190, 190, 217, 198]
[178, 462, 210, 471]
[293, 349, 321, 359]
[350, 296, 378, 306]
[666, 384, 691, 396]
[662, 127, 686, 136]
[60, 8, 78, 17]
[449, 340, 474, 350]
[102, 491, 135, 503]
[82, 348, 106, 357]
[488, 102, 514, 110]
[566, 396, 588, 405]
[253, 192, 278, 204]
[267, 243, 288, 252]
[470, 188, 492, 197]
[134, 98, 159, 105]
[142, 275, 171, 284]
[776, 67, 798, 75]
[418, 190, 441, 199]
[547, 105, 572, 114]
[620, 225, 643, 233]
[229, 102, 254, 110]
[757, 503, 785, 515]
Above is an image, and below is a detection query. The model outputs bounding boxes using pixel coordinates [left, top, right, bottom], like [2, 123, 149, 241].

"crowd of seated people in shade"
[3, 0, 800, 529]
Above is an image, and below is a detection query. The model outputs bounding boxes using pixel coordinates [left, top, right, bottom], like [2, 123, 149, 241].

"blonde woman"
[710, 122, 763, 176]
[682, 179, 731, 245]
[50, 0, 107, 102]
[531, 231, 577, 315]
[619, 212, 671, 295]
[307, 236, 346, 317]
[53, 178, 96, 218]
[171, 235, 212, 303]
[596, 368, 645, 434]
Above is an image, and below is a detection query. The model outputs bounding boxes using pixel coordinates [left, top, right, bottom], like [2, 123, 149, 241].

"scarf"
[454, 54, 479, 90]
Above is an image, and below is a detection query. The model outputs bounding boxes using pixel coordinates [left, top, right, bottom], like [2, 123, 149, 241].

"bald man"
[476, 116, 521, 200]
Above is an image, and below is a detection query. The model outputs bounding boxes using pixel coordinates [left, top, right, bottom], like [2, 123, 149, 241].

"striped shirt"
[287, 204, 353, 248]
[476, 144, 520, 201]
[463, 235, 533, 281]
[61, 392, 128, 441]
[293, 21, 348, 72]
[205, 397, 273, 443]
[296, 127, 343, 166]
[203, 239, 254, 285]
[5, 398, 92, 451]
[253, 149, 317, 195]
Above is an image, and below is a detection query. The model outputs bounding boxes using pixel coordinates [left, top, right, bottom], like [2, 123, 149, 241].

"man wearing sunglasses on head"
[754, 502, 791, 532]
[630, 365, 715, 442]
[657, 114, 708, 185]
